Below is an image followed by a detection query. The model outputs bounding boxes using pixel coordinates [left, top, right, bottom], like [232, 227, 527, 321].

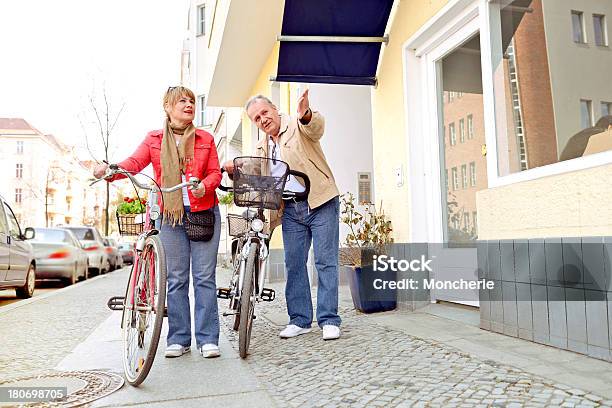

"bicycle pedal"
[163, 306, 168, 317]
[107, 296, 125, 311]
[222, 311, 238, 316]
[217, 287, 231, 299]
[260, 288, 275, 302]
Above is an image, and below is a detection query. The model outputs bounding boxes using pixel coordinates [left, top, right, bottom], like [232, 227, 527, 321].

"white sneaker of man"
[322, 325, 341, 340]
[279, 324, 312, 338]
[200, 343, 221, 358]
[165, 344, 190, 358]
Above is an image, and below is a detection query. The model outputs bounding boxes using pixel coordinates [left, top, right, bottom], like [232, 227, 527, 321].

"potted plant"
[339, 193, 395, 313]
[116, 196, 146, 235]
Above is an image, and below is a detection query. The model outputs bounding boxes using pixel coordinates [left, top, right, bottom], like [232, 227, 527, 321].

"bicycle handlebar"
[90, 164, 200, 193]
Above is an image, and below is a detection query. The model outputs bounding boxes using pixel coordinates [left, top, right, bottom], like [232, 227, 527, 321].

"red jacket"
[110, 129, 221, 212]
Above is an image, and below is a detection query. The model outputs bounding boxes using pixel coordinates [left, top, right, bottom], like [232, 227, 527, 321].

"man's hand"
[191, 182, 206, 198]
[297, 89, 312, 124]
[93, 163, 109, 179]
[222, 160, 234, 174]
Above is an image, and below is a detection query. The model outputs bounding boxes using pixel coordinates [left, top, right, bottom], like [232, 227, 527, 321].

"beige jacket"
[253, 111, 339, 229]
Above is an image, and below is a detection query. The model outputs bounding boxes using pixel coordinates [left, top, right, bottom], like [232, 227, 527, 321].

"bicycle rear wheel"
[238, 242, 257, 359]
[122, 235, 167, 386]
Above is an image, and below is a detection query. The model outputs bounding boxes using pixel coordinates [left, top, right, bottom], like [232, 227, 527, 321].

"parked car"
[63, 226, 109, 276]
[0, 195, 36, 298]
[118, 241, 134, 265]
[31, 228, 88, 285]
[103, 237, 123, 271]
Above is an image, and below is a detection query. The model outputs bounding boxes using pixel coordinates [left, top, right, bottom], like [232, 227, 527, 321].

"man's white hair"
[244, 94, 277, 111]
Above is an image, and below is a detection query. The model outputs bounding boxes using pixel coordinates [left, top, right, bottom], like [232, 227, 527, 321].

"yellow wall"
[371, 0, 449, 242]
[477, 163, 612, 239]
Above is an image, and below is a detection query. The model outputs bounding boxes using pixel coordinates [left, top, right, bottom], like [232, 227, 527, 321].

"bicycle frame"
[234, 224, 270, 304]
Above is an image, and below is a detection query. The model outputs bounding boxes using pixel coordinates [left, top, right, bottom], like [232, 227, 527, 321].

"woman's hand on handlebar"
[93, 163, 109, 179]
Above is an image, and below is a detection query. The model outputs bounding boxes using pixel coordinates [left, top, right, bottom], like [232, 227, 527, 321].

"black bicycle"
[217, 156, 309, 358]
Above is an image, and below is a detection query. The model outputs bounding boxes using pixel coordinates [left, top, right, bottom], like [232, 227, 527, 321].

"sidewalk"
[37, 266, 612, 407]
[55, 268, 276, 408]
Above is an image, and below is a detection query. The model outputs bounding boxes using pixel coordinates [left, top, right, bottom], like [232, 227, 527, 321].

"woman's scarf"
[160, 119, 195, 226]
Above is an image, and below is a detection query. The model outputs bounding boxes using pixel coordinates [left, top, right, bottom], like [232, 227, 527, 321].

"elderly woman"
[94, 86, 222, 358]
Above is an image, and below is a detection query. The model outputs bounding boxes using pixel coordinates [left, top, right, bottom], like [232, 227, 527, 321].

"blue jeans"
[159, 205, 221, 348]
[281, 196, 341, 328]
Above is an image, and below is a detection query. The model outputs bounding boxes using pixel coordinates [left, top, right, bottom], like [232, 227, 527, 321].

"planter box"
[345, 265, 396, 313]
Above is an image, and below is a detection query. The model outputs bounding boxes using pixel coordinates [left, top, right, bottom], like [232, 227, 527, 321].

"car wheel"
[16, 263, 36, 299]
[82, 262, 89, 280]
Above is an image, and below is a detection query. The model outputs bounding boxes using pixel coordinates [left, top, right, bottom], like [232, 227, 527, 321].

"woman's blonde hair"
[163, 86, 196, 118]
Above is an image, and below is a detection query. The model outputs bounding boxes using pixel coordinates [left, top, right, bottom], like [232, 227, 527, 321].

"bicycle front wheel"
[122, 234, 167, 386]
[238, 242, 257, 359]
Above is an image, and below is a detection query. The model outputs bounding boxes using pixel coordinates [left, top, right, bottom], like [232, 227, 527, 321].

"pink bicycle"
[93, 164, 199, 386]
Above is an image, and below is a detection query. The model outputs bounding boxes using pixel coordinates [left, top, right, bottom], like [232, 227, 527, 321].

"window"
[580, 99, 593, 129]
[572, 11, 586, 43]
[445, 169, 449, 192]
[15, 188, 22, 204]
[4, 203, 21, 239]
[470, 162, 476, 187]
[16, 141, 23, 154]
[594, 14, 608, 46]
[198, 95, 206, 126]
[461, 164, 468, 189]
[467, 115, 474, 139]
[15, 163, 23, 179]
[472, 211, 478, 233]
[451, 167, 458, 191]
[449, 123, 456, 146]
[358, 172, 372, 204]
[459, 118, 465, 143]
[602, 102, 612, 118]
[197, 5, 206, 36]
[463, 213, 470, 230]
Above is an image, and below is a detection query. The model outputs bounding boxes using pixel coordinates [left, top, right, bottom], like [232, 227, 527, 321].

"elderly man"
[223, 90, 341, 340]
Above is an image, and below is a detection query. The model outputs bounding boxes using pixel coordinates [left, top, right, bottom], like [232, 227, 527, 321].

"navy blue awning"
[276, 0, 394, 86]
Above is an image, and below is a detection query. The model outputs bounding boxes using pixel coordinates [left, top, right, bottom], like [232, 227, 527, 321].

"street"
[1, 266, 611, 407]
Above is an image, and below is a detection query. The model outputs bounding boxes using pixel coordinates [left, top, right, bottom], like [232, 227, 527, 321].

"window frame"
[15, 163, 23, 179]
[572, 10, 587, 44]
[459, 118, 466, 143]
[593, 14, 608, 47]
[451, 167, 459, 191]
[197, 4, 206, 36]
[469, 161, 476, 187]
[449, 122, 456, 146]
[16, 141, 24, 154]
[198, 94, 207, 127]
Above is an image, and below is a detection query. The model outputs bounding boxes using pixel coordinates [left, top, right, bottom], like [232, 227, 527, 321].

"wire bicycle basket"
[232, 156, 289, 210]
[116, 211, 145, 236]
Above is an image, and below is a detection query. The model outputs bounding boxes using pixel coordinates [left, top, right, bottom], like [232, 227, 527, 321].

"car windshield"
[33, 228, 70, 243]
[67, 228, 95, 240]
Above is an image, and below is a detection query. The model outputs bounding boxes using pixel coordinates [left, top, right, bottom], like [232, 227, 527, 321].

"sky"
[0, 0, 190, 162]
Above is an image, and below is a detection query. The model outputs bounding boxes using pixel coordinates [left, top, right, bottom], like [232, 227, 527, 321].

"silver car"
[31, 228, 89, 285]
[0, 195, 36, 298]
[63, 226, 109, 276]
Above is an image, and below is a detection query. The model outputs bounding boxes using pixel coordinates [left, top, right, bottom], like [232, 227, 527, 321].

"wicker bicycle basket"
[227, 213, 270, 237]
[116, 211, 145, 236]
[232, 156, 289, 210]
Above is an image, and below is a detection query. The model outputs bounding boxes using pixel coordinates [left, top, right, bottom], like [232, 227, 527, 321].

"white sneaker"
[200, 343, 221, 358]
[279, 324, 312, 338]
[322, 325, 341, 340]
[165, 344, 190, 358]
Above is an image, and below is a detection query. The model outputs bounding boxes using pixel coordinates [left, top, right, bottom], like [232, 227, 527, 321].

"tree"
[79, 85, 125, 236]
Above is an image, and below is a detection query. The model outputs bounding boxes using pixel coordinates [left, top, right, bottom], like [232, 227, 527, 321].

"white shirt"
[176, 140, 190, 206]
[268, 139, 305, 193]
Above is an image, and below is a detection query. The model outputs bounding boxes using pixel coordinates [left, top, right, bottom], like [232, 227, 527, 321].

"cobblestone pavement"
[218, 275, 612, 408]
[0, 269, 127, 382]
